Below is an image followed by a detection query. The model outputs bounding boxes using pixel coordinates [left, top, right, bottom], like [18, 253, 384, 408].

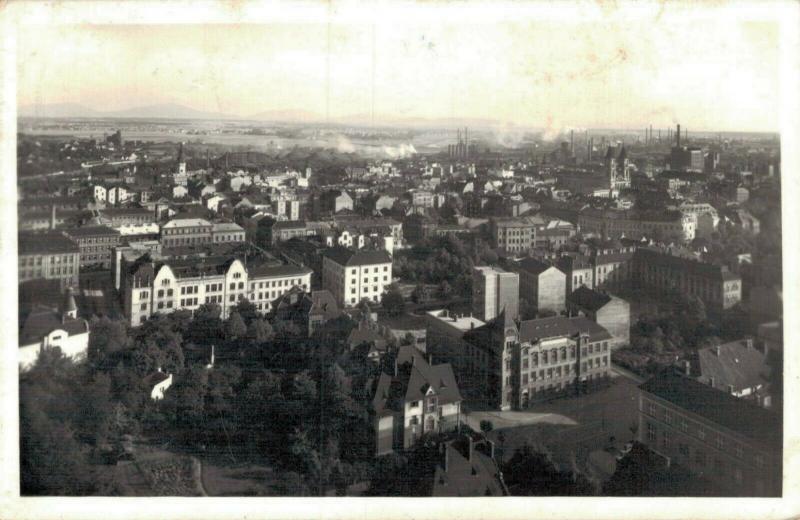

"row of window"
[348, 266, 390, 275]
[20, 255, 76, 266]
[251, 278, 305, 290]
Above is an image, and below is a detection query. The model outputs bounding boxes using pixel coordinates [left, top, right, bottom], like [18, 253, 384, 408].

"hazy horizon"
[17, 15, 779, 133]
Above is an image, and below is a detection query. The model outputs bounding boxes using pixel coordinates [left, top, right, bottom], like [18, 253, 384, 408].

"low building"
[18, 231, 80, 289]
[370, 345, 462, 455]
[18, 289, 88, 371]
[579, 208, 695, 242]
[98, 207, 154, 228]
[566, 286, 630, 349]
[63, 225, 121, 268]
[682, 338, 773, 408]
[321, 248, 393, 307]
[272, 288, 342, 336]
[638, 372, 781, 496]
[432, 434, 506, 496]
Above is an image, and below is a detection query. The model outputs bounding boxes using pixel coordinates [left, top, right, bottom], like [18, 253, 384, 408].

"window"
[426, 397, 437, 413]
[755, 454, 765, 468]
[695, 451, 706, 467]
[698, 428, 706, 441]
[680, 419, 688, 433]
[410, 401, 419, 408]
[664, 411, 673, 425]
[735, 445, 743, 459]
[662, 430, 670, 449]
[678, 443, 690, 457]
[716, 436, 724, 450]
[647, 423, 656, 442]
[230, 283, 235, 290]
[140, 303, 147, 311]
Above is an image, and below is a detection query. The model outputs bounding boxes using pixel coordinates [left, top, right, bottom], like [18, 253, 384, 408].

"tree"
[480, 420, 494, 433]
[246, 318, 274, 343]
[382, 285, 406, 317]
[502, 444, 594, 496]
[225, 311, 247, 341]
[234, 299, 260, 325]
[436, 280, 453, 299]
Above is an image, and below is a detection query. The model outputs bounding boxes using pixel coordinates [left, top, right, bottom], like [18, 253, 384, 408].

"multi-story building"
[211, 222, 246, 244]
[591, 245, 636, 289]
[370, 345, 462, 455]
[120, 254, 310, 325]
[463, 312, 612, 410]
[321, 248, 393, 307]
[63, 225, 121, 268]
[98, 207, 154, 228]
[632, 248, 742, 315]
[472, 266, 519, 322]
[318, 189, 353, 216]
[566, 286, 630, 349]
[638, 372, 781, 496]
[579, 208, 695, 242]
[246, 263, 312, 313]
[515, 258, 566, 314]
[18, 231, 80, 289]
[489, 217, 537, 253]
[425, 309, 488, 402]
[160, 218, 214, 248]
[556, 254, 594, 295]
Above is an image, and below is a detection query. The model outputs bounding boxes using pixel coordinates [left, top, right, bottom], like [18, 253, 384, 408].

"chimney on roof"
[708, 376, 715, 387]
[744, 337, 754, 350]
[683, 360, 691, 376]
[714, 345, 721, 356]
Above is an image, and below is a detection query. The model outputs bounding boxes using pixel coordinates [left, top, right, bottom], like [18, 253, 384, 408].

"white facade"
[150, 373, 173, 400]
[247, 269, 312, 312]
[323, 256, 393, 307]
[19, 325, 89, 371]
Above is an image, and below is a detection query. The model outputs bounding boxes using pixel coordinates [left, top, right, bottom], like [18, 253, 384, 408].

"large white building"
[322, 248, 393, 307]
[121, 254, 311, 324]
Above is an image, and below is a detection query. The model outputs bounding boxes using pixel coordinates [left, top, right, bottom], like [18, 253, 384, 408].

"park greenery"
[20, 299, 379, 496]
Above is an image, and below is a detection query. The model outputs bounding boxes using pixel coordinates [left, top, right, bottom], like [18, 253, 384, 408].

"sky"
[16, 11, 781, 132]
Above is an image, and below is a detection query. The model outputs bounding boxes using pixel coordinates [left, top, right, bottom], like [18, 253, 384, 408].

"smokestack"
[676, 124, 681, 147]
[570, 130, 574, 155]
[50, 205, 56, 230]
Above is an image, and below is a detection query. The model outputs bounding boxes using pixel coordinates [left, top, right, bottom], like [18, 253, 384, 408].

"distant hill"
[19, 102, 239, 121]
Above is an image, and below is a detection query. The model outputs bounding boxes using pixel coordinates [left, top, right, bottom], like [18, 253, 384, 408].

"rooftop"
[426, 309, 485, 333]
[63, 225, 120, 238]
[18, 231, 79, 255]
[322, 247, 392, 267]
[518, 316, 612, 343]
[639, 371, 781, 450]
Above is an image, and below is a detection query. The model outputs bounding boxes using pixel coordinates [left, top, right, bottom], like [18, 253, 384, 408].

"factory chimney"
[676, 124, 681, 147]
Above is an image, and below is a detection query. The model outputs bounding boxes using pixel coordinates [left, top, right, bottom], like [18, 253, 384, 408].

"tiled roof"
[19, 311, 88, 346]
[63, 225, 120, 238]
[517, 257, 560, 276]
[248, 263, 312, 279]
[18, 231, 79, 255]
[639, 371, 781, 449]
[695, 340, 771, 394]
[567, 286, 612, 312]
[432, 437, 505, 496]
[372, 345, 461, 416]
[162, 218, 212, 229]
[322, 247, 392, 267]
[518, 316, 611, 342]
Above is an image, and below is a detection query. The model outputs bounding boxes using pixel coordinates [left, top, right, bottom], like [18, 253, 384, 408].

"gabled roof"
[517, 257, 561, 276]
[695, 340, 771, 393]
[567, 286, 612, 312]
[432, 437, 505, 497]
[20, 311, 87, 346]
[371, 345, 461, 416]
